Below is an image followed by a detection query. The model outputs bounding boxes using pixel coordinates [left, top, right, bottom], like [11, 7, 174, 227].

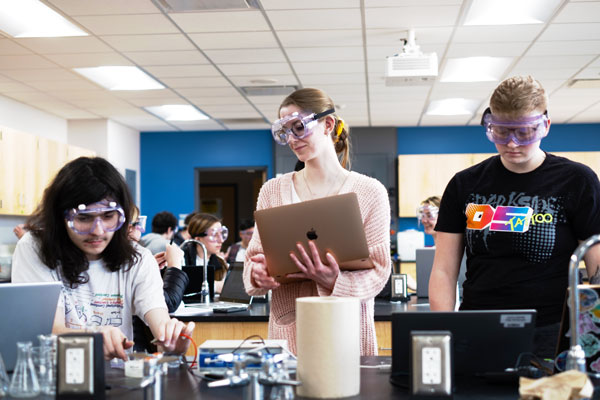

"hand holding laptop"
[249, 253, 280, 290]
[286, 241, 340, 291]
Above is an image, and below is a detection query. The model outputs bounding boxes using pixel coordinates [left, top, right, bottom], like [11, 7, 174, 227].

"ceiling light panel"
[453, 25, 544, 43]
[446, 42, 529, 58]
[426, 98, 480, 115]
[145, 104, 209, 121]
[73, 66, 165, 91]
[267, 9, 361, 30]
[464, 0, 561, 25]
[441, 57, 513, 82]
[0, 0, 87, 37]
[74, 15, 178, 35]
[170, 11, 269, 33]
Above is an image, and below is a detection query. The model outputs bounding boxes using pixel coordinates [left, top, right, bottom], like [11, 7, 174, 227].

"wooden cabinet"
[0, 128, 95, 216]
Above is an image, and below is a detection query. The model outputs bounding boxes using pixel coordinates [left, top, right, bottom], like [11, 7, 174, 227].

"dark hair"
[239, 218, 255, 231]
[187, 213, 227, 279]
[151, 211, 178, 234]
[26, 157, 137, 287]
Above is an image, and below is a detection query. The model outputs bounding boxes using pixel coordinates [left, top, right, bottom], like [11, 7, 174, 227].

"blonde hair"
[490, 75, 548, 118]
[187, 213, 227, 280]
[421, 196, 441, 208]
[279, 88, 351, 169]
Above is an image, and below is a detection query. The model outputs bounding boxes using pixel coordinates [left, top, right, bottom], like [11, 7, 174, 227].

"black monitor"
[182, 265, 215, 303]
[390, 310, 536, 386]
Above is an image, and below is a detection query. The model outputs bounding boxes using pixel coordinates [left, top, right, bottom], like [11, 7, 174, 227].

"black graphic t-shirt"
[436, 153, 600, 326]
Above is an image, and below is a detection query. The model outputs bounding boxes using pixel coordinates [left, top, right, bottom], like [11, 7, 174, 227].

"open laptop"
[182, 264, 215, 303]
[390, 310, 536, 385]
[415, 248, 467, 298]
[0, 282, 62, 371]
[185, 262, 252, 312]
[255, 192, 372, 283]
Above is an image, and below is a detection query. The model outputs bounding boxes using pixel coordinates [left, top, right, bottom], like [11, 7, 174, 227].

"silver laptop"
[0, 282, 62, 371]
[416, 248, 466, 298]
[186, 262, 252, 312]
[255, 192, 373, 283]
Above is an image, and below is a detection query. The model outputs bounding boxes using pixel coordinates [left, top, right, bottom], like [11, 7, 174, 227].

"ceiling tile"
[574, 66, 600, 79]
[287, 46, 363, 62]
[366, 44, 445, 61]
[420, 114, 472, 126]
[176, 87, 239, 98]
[188, 95, 248, 106]
[145, 65, 221, 78]
[365, 6, 460, 29]
[446, 42, 530, 58]
[161, 76, 232, 88]
[100, 34, 195, 52]
[189, 32, 278, 50]
[15, 37, 113, 54]
[171, 120, 225, 130]
[0, 81, 37, 92]
[205, 48, 286, 64]
[366, 0, 462, 5]
[0, 55, 57, 70]
[527, 40, 600, 56]
[453, 26, 544, 43]
[267, 9, 362, 30]
[170, 11, 269, 33]
[0, 68, 80, 81]
[209, 109, 261, 118]
[126, 96, 186, 107]
[74, 15, 178, 35]
[514, 55, 595, 70]
[224, 122, 270, 130]
[26, 80, 101, 91]
[540, 23, 600, 41]
[299, 73, 366, 85]
[228, 74, 298, 87]
[261, 0, 359, 9]
[125, 51, 208, 66]
[278, 30, 363, 48]
[0, 39, 32, 55]
[218, 63, 292, 76]
[553, 2, 600, 23]
[293, 61, 364, 74]
[366, 27, 453, 46]
[111, 89, 177, 99]
[45, 52, 132, 68]
[48, 0, 160, 15]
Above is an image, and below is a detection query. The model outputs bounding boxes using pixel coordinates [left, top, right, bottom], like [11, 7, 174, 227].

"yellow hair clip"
[336, 118, 345, 137]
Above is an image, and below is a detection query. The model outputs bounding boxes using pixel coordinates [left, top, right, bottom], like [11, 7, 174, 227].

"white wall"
[0, 95, 67, 142]
[67, 119, 109, 157]
[107, 120, 141, 207]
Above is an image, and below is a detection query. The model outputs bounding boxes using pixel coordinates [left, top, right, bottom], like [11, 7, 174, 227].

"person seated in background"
[140, 211, 177, 255]
[182, 213, 229, 294]
[225, 218, 255, 264]
[429, 75, 600, 358]
[172, 211, 198, 246]
[129, 205, 189, 352]
[417, 196, 440, 244]
[12, 156, 194, 360]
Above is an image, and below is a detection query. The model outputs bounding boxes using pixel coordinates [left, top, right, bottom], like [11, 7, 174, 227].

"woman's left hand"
[286, 240, 340, 291]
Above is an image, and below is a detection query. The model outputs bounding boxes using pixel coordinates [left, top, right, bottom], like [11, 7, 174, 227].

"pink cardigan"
[243, 171, 391, 355]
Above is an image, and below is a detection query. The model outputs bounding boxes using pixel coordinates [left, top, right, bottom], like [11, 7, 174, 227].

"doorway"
[195, 167, 266, 251]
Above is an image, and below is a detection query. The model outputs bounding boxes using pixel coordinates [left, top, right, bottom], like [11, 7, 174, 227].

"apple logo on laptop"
[306, 228, 318, 240]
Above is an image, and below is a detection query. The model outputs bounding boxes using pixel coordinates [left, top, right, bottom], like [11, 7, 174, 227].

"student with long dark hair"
[12, 157, 194, 360]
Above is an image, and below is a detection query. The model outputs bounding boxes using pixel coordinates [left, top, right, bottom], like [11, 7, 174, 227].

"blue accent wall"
[140, 130, 273, 224]
[396, 123, 600, 242]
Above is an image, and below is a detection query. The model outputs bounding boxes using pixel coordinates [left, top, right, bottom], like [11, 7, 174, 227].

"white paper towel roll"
[296, 296, 360, 398]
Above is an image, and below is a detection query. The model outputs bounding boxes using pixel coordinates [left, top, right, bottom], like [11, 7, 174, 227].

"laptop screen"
[390, 310, 536, 384]
[0, 282, 62, 371]
[219, 262, 252, 304]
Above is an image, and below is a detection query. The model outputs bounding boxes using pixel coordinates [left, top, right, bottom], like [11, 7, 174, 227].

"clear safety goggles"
[271, 108, 335, 145]
[416, 204, 439, 224]
[200, 226, 229, 242]
[481, 107, 549, 146]
[132, 215, 147, 233]
[65, 201, 126, 236]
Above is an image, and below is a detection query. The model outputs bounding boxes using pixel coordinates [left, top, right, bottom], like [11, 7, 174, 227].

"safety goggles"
[481, 107, 549, 146]
[65, 201, 126, 236]
[132, 215, 147, 234]
[271, 108, 335, 145]
[199, 226, 229, 242]
[416, 204, 439, 224]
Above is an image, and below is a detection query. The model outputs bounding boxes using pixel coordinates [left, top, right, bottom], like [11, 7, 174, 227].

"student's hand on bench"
[96, 325, 134, 361]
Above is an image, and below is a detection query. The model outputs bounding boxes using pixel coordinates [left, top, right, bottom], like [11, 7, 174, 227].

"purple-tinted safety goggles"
[271, 108, 335, 145]
[65, 200, 126, 235]
[481, 107, 549, 146]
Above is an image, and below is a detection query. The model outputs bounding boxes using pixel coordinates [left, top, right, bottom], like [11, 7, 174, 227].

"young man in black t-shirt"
[429, 75, 600, 358]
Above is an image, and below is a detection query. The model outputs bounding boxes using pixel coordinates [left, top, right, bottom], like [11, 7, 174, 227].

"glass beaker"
[0, 351, 9, 396]
[8, 341, 40, 398]
[37, 334, 57, 395]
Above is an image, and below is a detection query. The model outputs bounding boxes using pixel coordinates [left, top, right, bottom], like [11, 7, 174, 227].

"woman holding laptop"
[243, 88, 391, 355]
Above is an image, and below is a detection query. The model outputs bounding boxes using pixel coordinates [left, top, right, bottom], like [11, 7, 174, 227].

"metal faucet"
[566, 234, 600, 372]
[180, 239, 210, 305]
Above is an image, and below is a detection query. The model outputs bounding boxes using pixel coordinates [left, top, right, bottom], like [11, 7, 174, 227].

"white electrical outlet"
[410, 331, 452, 397]
[421, 347, 442, 385]
[65, 348, 85, 384]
